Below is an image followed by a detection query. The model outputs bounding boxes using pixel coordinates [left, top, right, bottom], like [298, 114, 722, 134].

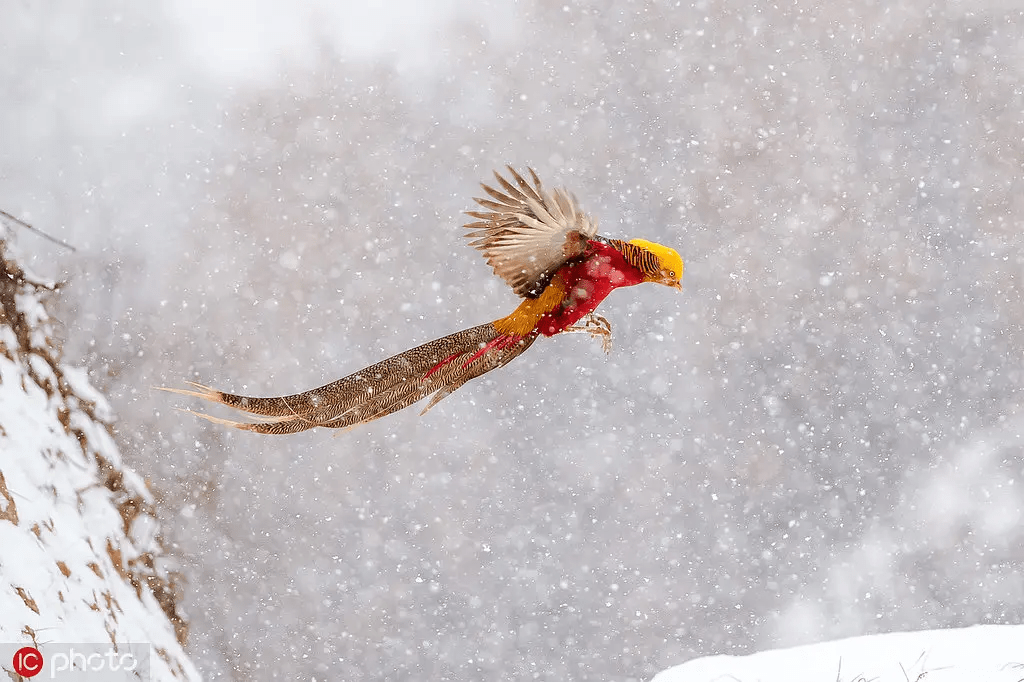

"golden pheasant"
[165, 167, 682, 434]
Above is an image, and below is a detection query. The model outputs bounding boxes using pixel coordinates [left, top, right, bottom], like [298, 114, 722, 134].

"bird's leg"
[563, 313, 612, 354]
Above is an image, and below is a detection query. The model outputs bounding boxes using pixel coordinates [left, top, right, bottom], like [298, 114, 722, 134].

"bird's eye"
[668, 271, 675, 277]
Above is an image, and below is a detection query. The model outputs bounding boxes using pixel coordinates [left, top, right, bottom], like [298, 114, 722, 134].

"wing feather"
[465, 166, 598, 298]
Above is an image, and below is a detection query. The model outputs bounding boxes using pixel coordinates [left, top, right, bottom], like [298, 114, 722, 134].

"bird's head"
[628, 238, 683, 290]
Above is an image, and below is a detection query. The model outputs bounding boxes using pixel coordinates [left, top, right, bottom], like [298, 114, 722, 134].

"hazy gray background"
[4, 1, 1023, 679]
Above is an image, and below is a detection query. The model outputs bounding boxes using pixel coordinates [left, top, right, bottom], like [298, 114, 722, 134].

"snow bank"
[654, 625, 1024, 682]
[0, 238, 199, 681]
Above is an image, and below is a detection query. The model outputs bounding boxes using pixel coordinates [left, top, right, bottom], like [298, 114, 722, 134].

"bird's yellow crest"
[628, 238, 683, 289]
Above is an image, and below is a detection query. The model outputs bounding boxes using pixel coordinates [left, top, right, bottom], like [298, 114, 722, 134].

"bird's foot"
[565, 313, 612, 354]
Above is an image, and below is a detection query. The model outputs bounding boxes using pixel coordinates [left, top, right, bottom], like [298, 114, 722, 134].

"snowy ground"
[0, 239, 198, 681]
[656, 625, 1024, 682]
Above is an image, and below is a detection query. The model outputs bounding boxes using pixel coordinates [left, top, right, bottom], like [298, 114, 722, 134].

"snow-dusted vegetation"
[0, 239, 198, 680]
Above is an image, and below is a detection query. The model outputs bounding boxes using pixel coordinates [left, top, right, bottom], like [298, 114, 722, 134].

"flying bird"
[164, 167, 683, 434]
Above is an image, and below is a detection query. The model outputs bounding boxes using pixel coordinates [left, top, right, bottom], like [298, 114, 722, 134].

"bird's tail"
[160, 323, 539, 434]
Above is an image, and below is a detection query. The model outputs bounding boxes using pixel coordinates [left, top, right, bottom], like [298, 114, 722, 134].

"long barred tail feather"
[159, 323, 539, 435]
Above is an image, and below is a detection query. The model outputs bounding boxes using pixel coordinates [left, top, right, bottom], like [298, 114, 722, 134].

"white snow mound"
[0, 240, 200, 681]
[654, 624, 1024, 682]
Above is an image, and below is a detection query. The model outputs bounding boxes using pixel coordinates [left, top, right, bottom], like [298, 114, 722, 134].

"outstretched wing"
[465, 166, 599, 298]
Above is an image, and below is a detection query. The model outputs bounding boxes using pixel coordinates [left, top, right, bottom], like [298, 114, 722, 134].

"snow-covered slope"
[654, 625, 1024, 682]
[0, 237, 199, 681]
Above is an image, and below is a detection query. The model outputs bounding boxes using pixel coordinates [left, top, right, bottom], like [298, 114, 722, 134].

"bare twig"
[0, 209, 76, 252]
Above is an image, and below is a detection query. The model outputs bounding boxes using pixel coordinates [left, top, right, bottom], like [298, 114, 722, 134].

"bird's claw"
[565, 313, 613, 354]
